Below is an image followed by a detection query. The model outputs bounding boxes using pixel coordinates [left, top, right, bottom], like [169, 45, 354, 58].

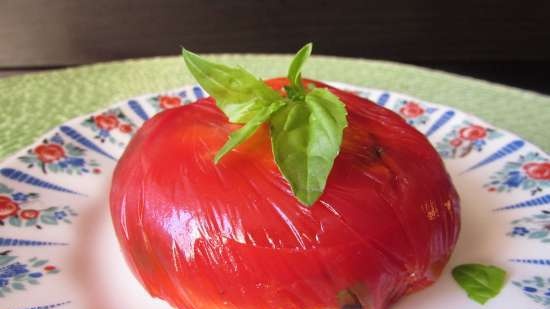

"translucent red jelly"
[110, 78, 460, 309]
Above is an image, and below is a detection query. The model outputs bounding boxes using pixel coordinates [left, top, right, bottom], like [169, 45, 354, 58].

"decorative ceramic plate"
[1, 82, 549, 309]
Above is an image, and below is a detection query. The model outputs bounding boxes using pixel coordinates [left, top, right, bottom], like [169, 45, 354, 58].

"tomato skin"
[110, 78, 460, 309]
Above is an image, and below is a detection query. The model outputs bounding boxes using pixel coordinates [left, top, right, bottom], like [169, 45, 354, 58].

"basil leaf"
[287, 43, 312, 88]
[270, 88, 347, 206]
[182, 44, 350, 207]
[214, 101, 286, 163]
[182, 49, 281, 123]
[452, 264, 507, 305]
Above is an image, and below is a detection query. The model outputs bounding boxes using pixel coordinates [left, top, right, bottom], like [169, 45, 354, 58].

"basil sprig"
[452, 263, 507, 305]
[182, 43, 348, 206]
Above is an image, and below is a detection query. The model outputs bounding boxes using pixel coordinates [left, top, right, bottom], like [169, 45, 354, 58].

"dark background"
[1, 0, 549, 94]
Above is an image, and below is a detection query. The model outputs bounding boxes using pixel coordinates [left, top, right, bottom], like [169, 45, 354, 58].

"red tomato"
[110, 78, 460, 309]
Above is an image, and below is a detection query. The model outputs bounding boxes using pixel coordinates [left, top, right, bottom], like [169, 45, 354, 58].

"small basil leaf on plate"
[214, 100, 286, 163]
[452, 263, 507, 305]
[270, 88, 347, 206]
[182, 49, 281, 123]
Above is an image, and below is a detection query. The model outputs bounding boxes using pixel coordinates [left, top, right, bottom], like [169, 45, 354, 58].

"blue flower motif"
[28, 272, 43, 278]
[65, 157, 85, 167]
[472, 139, 486, 151]
[11, 192, 28, 202]
[58, 161, 68, 168]
[99, 130, 110, 138]
[50, 134, 64, 145]
[0, 263, 29, 278]
[0, 278, 8, 287]
[512, 226, 530, 236]
[504, 171, 525, 188]
[54, 211, 67, 220]
[474, 139, 486, 146]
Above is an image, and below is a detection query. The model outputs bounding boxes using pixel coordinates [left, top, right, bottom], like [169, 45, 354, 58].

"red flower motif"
[459, 125, 487, 141]
[34, 144, 65, 163]
[94, 114, 119, 131]
[399, 102, 424, 118]
[450, 138, 462, 147]
[44, 265, 56, 271]
[523, 162, 550, 180]
[119, 124, 133, 134]
[159, 96, 182, 109]
[20, 209, 39, 220]
[93, 168, 102, 174]
[0, 196, 19, 219]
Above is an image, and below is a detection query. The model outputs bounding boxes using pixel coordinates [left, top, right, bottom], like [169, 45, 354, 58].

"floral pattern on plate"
[0, 254, 60, 298]
[484, 152, 550, 195]
[81, 108, 136, 147]
[0, 183, 77, 229]
[18, 133, 101, 175]
[508, 210, 550, 243]
[392, 99, 437, 127]
[147, 93, 194, 112]
[435, 121, 502, 158]
[512, 276, 550, 307]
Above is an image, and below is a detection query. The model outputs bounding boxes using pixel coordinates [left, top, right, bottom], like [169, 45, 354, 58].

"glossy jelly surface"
[110, 78, 460, 309]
